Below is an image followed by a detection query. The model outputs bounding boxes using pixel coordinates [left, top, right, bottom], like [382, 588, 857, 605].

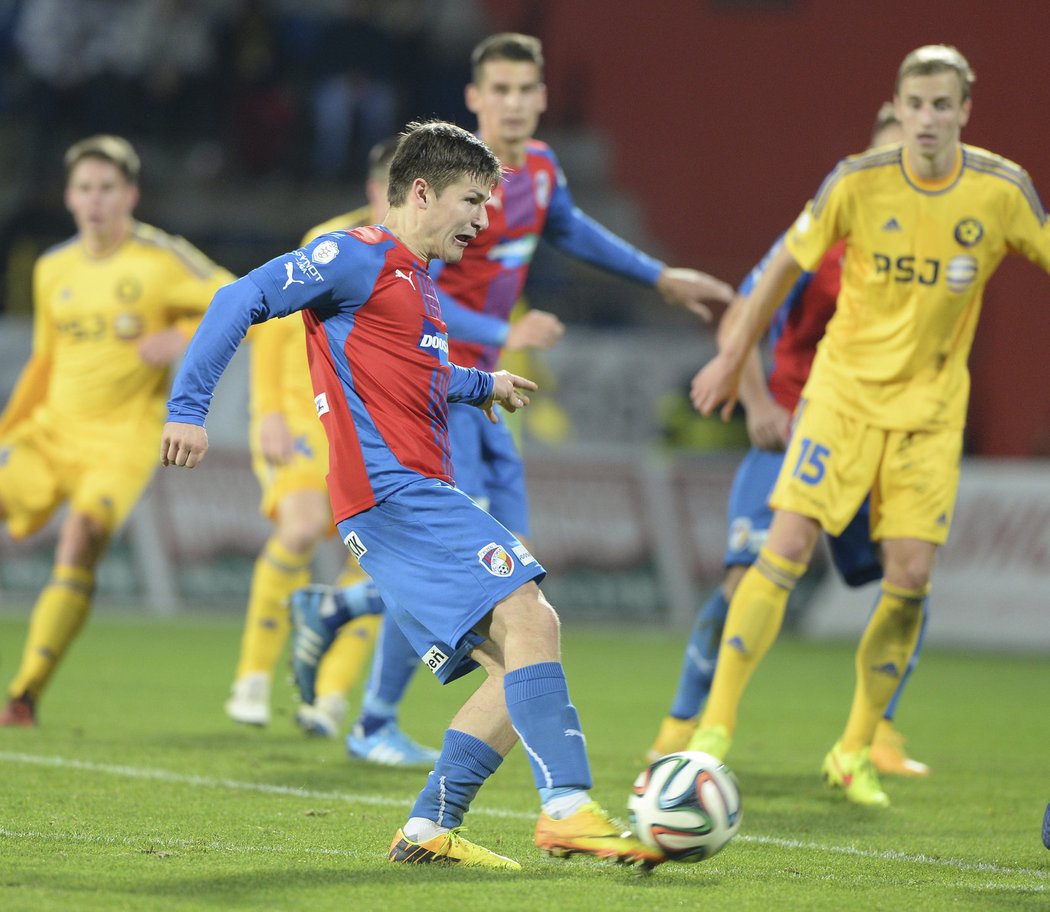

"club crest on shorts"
[478, 542, 514, 577]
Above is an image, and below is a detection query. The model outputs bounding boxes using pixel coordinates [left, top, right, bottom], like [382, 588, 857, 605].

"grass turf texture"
[0, 610, 1046, 911]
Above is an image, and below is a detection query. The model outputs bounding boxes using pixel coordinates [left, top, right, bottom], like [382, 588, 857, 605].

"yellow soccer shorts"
[770, 398, 961, 545]
[250, 413, 330, 521]
[0, 414, 159, 539]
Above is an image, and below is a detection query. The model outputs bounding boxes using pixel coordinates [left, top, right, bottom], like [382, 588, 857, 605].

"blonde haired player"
[0, 135, 234, 726]
[224, 139, 399, 728]
[689, 45, 1050, 806]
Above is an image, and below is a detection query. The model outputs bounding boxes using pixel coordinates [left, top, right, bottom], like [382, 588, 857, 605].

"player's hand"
[483, 370, 538, 424]
[160, 421, 209, 468]
[259, 412, 295, 466]
[690, 352, 742, 421]
[505, 310, 565, 351]
[745, 397, 791, 451]
[656, 267, 735, 322]
[138, 328, 189, 367]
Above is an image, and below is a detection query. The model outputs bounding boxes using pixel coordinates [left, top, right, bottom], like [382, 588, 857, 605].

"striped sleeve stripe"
[964, 151, 1047, 225]
[133, 224, 218, 278]
[812, 148, 902, 219]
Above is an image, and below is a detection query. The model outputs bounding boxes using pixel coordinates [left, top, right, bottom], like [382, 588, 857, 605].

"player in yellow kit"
[688, 45, 1050, 807]
[224, 139, 399, 727]
[0, 135, 234, 726]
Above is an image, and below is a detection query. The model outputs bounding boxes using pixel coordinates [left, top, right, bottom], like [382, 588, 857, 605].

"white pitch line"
[1, 750, 1047, 882]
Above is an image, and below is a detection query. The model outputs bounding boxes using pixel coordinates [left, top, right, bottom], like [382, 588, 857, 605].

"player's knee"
[55, 513, 110, 567]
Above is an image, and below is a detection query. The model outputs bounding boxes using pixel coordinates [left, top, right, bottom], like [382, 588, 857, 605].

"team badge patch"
[953, 217, 984, 247]
[478, 542, 514, 577]
[311, 239, 339, 264]
[728, 517, 755, 554]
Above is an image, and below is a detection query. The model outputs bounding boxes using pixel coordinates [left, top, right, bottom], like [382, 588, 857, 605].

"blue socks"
[504, 661, 592, 792]
[358, 616, 419, 736]
[319, 580, 386, 632]
[409, 729, 503, 828]
[669, 588, 729, 720]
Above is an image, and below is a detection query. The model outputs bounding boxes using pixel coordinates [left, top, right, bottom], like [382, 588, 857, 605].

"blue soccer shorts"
[725, 446, 881, 587]
[336, 477, 545, 684]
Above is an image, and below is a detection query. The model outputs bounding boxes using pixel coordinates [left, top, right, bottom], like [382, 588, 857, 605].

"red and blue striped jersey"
[167, 228, 493, 522]
[434, 139, 664, 371]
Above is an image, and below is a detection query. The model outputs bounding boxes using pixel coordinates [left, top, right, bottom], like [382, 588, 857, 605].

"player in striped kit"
[162, 120, 666, 869]
[288, 32, 733, 766]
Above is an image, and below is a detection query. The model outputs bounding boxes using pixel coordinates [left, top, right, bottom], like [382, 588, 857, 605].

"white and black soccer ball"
[628, 751, 742, 862]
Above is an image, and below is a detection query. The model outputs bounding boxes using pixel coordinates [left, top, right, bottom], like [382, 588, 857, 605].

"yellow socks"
[316, 614, 381, 698]
[235, 537, 311, 678]
[841, 581, 927, 753]
[8, 565, 94, 700]
[700, 548, 806, 732]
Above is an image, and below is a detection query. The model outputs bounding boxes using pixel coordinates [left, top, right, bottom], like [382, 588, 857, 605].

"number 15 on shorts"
[791, 438, 830, 486]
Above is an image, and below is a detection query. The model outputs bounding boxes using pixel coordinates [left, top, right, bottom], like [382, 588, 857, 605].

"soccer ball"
[628, 751, 742, 862]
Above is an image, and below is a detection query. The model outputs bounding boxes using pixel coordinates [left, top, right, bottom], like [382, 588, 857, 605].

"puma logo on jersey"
[395, 269, 415, 289]
[283, 261, 305, 289]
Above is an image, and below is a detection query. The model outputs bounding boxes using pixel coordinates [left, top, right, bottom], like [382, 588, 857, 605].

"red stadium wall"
[483, 0, 1050, 456]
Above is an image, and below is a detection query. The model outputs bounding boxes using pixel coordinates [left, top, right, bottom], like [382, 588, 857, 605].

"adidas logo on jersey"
[881, 217, 902, 232]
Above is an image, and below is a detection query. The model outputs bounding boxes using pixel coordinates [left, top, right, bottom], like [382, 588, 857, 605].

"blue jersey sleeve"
[168, 235, 382, 425]
[447, 363, 494, 405]
[540, 148, 664, 286]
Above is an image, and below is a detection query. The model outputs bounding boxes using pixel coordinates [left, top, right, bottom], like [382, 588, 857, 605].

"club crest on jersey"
[953, 217, 984, 248]
[311, 239, 340, 264]
[478, 542, 514, 577]
[418, 318, 449, 360]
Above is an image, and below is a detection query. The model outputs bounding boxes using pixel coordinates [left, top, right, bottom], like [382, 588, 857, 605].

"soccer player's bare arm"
[691, 242, 804, 420]
[655, 266, 733, 320]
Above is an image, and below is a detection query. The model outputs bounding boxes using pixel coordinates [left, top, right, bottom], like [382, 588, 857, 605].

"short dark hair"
[387, 120, 502, 206]
[870, 102, 901, 145]
[64, 135, 140, 183]
[470, 32, 544, 83]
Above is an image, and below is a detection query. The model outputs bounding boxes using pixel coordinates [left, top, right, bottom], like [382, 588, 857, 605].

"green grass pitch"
[0, 610, 1047, 911]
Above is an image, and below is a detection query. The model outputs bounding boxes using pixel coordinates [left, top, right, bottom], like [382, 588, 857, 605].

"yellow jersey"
[249, 206, 370, 423]
[11, 221, 233, 437]
[786, 143, 1050, 430]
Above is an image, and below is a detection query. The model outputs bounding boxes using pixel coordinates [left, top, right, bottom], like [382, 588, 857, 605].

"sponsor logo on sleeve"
[478, 542, 514, 577]
[292, 248, 324, 283]
[282, 261, 305, 289]
[314, 392, 329, 416]
[511, 543, 536, 566]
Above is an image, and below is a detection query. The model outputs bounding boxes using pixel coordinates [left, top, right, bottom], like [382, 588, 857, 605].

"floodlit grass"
[0, 610, 1047, 911]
